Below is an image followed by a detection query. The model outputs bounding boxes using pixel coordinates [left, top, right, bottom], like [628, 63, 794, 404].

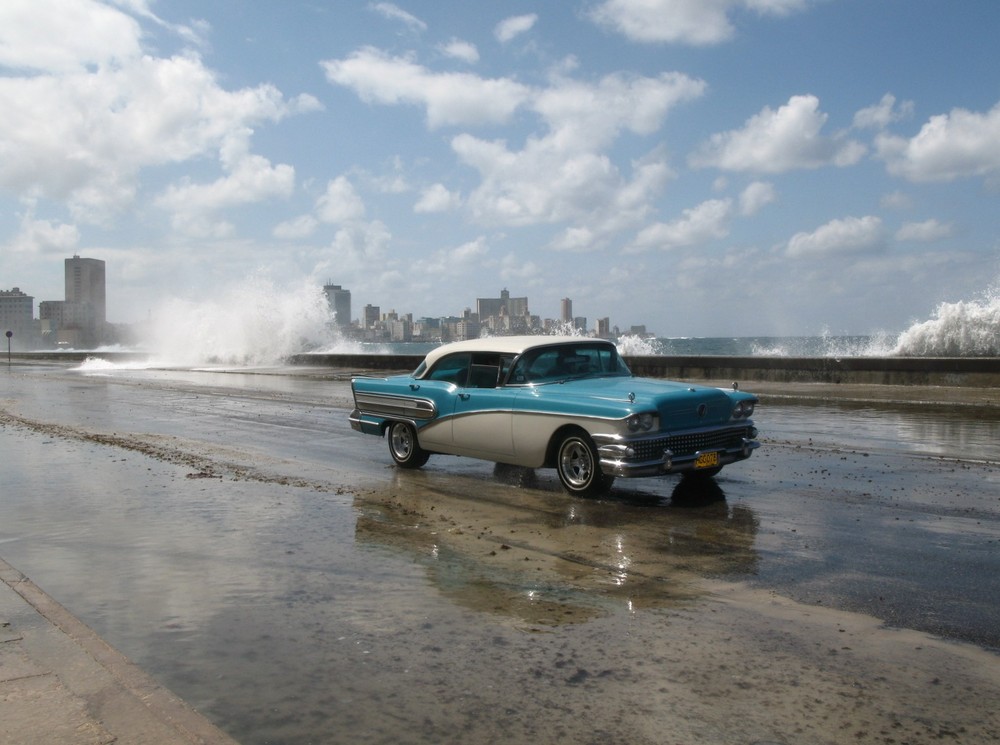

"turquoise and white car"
[349, 336, 760, 497]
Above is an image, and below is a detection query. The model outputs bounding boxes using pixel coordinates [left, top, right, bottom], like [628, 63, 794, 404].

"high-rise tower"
[65, 255, 106, 328]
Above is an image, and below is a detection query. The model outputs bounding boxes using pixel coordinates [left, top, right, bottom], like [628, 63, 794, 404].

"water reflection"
[766, 399, 1000, 461]
[353, 469, 760, 629]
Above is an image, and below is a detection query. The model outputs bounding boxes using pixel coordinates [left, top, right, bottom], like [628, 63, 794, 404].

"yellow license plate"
[694, 451, 720, 469]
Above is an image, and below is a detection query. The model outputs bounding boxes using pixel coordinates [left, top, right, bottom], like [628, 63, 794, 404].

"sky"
[2, 0, 999, 338]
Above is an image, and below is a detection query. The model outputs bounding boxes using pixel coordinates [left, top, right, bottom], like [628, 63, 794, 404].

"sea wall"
[8, 352, 1000, 387]
[286, 353, 1000, 388]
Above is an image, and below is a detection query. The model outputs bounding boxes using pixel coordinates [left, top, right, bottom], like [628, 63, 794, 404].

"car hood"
[530, 376, 741, 429]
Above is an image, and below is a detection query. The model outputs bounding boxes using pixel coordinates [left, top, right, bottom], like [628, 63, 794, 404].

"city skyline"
[2, 255, 644, 349]
[2, 2, 999, 338]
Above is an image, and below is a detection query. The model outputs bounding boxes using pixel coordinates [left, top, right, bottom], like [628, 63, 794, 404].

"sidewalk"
[0, 558, 238, 745]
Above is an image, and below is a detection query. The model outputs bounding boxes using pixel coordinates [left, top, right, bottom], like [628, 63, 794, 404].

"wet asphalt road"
[2, 361, 999, 744]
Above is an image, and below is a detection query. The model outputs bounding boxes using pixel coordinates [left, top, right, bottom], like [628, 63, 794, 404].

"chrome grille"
[632, 427, 751, 460]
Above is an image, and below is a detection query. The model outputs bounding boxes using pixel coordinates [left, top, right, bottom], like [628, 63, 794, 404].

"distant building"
[0, 287, 36, 348]
[477, 288, 532, 335]
[40, 256, 107, 348]
[363, 304, 380, 330]
[596, 317, 611, 338]
[389, 317, 412, 342]
[324, 283, 352, 328]
[560, 298, 573, 324]
[66, 256, 106, 326]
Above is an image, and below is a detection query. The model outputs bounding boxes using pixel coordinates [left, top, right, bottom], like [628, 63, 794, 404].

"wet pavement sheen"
[2, 362, 999, 744]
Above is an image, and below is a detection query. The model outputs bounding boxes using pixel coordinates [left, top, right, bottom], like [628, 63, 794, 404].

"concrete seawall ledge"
[285, 353, 1000, 389]
[8, 352, 1000, 403]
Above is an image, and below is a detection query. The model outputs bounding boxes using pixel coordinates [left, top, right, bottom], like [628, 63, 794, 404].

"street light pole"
[6, 330, 11, 364]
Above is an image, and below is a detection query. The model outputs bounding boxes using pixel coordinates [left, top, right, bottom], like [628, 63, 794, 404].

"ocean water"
[78, 274, 1000, 366]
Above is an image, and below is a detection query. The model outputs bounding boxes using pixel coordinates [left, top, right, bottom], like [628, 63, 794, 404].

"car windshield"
[508, 343, 631, 385]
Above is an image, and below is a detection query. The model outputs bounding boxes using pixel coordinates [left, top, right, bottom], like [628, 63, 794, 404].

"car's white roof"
[420, 335, 613, 370]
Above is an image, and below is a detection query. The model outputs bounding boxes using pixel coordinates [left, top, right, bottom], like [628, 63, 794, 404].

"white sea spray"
[616, 334, 664, 356]
[146, 273, 357, 366]
[892, 286, 1000, 356]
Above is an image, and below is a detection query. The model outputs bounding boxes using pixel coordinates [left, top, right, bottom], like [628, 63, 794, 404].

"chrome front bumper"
[594, 425, 760, 478]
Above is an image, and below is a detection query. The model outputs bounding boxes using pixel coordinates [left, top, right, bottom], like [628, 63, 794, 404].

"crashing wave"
[147, 273, 357, 366]
[893, 290, 1000, 356]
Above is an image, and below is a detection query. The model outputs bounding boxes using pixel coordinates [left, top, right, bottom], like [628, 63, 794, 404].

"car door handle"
[410, 384, 420, 391]
[458, 393, 470, 401]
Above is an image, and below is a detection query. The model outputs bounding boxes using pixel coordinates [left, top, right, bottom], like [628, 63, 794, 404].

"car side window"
[467, 352, 502, 388]
[510, 348, 557, 383]
[426, 353, 471, 386]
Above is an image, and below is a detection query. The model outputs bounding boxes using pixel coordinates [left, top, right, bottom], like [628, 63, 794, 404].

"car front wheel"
[555, 431, 614, 497]
[387, 421, 430, 469]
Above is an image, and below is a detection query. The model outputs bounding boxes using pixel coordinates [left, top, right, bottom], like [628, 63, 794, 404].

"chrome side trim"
[353, 391, 437, 420]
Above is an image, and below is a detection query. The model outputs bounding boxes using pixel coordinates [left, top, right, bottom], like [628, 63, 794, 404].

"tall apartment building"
[363, 304, 381, 330]
[0, 287, 35, 347]
[560, 298, 573, 324]
[596, 317, 611, 338]
[65, 255, 106, 328]
[40, 256, 106, 348]
[324, 283, 352, 328]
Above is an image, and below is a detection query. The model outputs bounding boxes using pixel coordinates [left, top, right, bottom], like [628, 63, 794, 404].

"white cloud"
[6, 214, 80, 255]
[368, 2, 426, 31]
[739, 181, 776, 216]
[0, 37, 318, 223]
[588, 0, 806, 46]
[414, 183, 461, 213]
[155, 144, 296, 236]
[455, 135, 674, 237]
[895, 219, 952, 242]
[317, 220, 392, 277]
[534, 72, 706, 150]
[853, 93, 913, 130]
[499, 251, 541, 281]
[690, 94, 866, 173]
[324, 48, 700, 246]
[322, 47, 531, 128]
[629, 198, 733, 252]
[273, 214, 319, 240]
[449, 72, 699, 240]
[786, 215, 885, 258]
[494, 14, 538, 43]
[875, 102, 1000, 182]
[439, 38, 479, 64]
[744, 0, 807, 13]
[414, 237, 490, 277]
[316, 177, 366, 224]
[0, 0, 142, 72]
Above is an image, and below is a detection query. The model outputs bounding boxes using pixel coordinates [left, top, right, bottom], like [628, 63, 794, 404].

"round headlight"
[743, 401, 755, 417]
[733, 401, 746, 418]
[627, 413, 656, 432]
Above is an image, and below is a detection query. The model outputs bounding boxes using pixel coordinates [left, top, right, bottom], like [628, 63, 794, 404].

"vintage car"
[349, 336, 759, 497]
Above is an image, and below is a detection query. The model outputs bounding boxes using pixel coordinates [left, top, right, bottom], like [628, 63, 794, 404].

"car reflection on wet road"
[1, 362, 999, 744]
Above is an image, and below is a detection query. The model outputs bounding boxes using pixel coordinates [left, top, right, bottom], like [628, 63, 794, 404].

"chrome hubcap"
[560, 439, 592, 487]
[391, 426, 411, 458]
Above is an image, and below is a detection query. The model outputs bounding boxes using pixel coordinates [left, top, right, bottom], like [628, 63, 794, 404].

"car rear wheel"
[556, 431, 614, 497]
[387, 421, 429, 469]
